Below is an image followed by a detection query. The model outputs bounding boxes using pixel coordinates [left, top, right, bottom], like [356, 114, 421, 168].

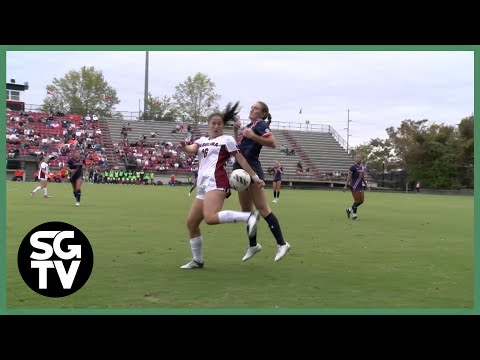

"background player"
[30, 154, 52, 198]
[343, 153, 370, 220]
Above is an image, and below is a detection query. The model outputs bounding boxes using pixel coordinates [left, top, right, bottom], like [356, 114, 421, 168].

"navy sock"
[277, 191, 280, 199]
[264, 212, 286, 245]
[76, 190, 81, 202]
[352, 202, 361, 214]
[73, 190, 78, 200]
[249, 233, 257, 247]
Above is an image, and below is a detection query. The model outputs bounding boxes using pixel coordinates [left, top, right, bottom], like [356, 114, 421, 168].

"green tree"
[352, 138, 395, 174]
[141, 93, 180, 121]
[41, 66, 120, 117]
[454, 115, 474, 187]
[173, 72, 221, 123]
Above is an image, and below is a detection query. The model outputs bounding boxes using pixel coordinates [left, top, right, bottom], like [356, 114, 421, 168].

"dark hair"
[257, 101, 272, 125]
[208, 101, 240, 125]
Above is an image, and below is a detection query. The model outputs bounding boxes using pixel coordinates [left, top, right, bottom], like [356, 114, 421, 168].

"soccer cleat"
[242, 244, 262, 262]
[75, 202, 80, 206]
[180, 259, 204, 269]
[44, 195, 51, 198]
[346, 208, 351, 219]
[352, 216, 359, 221]
[274, 242, 291, 262]
[272, 199, 276, 203]
[30, 191, 34, 197]
[246, 210, 260, 239]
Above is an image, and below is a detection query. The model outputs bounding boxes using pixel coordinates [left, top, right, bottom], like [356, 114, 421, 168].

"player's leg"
[203, 190, 253, 225]
[276, 181, 281, 202]
[250, 185, 290, 262]
[351, 190, 364, 220]
[31, 179, 45, 196]
[181, 197, 205, 269]
[42, 181, 51, 198]
[74, 178, 83, 206]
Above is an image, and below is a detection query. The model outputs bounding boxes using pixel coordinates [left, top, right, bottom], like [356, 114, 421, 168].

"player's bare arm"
[242, 127, 276, 149]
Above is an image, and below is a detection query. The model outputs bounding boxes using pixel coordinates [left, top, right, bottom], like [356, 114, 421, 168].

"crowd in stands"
[6, 110, 109, 173]
[113, 122, 198, 173]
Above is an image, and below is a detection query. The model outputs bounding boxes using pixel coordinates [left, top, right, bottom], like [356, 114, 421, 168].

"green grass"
[5, 181, 474, 311]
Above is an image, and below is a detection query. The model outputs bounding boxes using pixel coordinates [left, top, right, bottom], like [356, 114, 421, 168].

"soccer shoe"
[242, 244, 262, 262]
[75, 202, 80, 206]
[272, 199, 276, 203]
[44, 195, 51, 198]
[345, 208, 351, 219]
[180, 259, 204, 269]
[352, 216, 359, 221]
[246, 210, 260, 239]
[274, 242, 291, 262]
[30, 191, 34, 197]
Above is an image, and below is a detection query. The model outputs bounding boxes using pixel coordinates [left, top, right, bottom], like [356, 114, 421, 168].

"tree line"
[42, 66, 220, 123]
[352, 116, 474, 189]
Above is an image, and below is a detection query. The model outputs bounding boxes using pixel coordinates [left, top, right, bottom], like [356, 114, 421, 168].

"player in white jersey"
[178, 102, 265, 269]
[30, 155, 52, 198]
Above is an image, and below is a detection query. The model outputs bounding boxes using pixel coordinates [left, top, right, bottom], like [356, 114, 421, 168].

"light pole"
[344, 109, 352, 154]
[144, 51, 149, 118]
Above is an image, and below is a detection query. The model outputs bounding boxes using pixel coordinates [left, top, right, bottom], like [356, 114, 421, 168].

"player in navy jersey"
[272, 160, 283, 203]
[178, 102, 265, 269]
[67, 149, 87, 206]
[233, 101, 290, 262]
[343, 153, 370, 220]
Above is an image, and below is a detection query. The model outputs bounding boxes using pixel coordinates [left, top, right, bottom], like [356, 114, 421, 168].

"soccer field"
[5, 181, 474, 311]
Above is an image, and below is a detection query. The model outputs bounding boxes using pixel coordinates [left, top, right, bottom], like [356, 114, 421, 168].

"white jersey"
[194, 134, 239, 191]
[38, 161, 49, 181]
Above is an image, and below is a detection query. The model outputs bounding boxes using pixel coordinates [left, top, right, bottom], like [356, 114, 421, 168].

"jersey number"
[201, 148, 209, 158]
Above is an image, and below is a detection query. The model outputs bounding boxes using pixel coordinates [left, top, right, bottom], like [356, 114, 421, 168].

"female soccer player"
[179, 102, 265, 269]
[232, 101, 290, 262]
[272, 160, 283, 203]
[30, 155, 52, 198]
[67, 149, 86, 206]
[343, 153, 370, 220]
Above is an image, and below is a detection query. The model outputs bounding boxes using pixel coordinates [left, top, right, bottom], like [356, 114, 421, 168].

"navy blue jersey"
[349, 163, 366, 191]
[273, 165, 283, 182]
[68, 157, 86, 179]
[232, 119, 272, 180]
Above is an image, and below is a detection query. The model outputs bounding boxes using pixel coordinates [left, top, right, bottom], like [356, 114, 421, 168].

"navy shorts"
[232, 161, 265, 181]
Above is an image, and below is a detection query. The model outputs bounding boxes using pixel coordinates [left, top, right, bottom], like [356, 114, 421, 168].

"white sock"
[42, 187, 48, 196]
[33, 186, 42, 193]
[218, 210, 250, 224]
[190, 236, 203, 263]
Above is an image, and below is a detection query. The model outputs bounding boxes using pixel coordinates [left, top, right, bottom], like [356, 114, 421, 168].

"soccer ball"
[229, 169, 251, 192]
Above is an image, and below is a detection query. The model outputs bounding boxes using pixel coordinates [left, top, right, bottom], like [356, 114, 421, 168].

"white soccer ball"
[229, 169, 251, 192]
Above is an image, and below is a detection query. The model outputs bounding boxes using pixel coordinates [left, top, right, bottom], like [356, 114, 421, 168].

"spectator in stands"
[30, 155, 53, 198]
[178, 102, 264, 269]
[296, 161, 303, 175]
[232, 100, 290, 262]
[343, 153, 370, 221]
[12, 169, 24, 181]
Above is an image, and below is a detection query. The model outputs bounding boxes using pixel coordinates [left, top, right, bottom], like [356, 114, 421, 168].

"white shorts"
[195, 185, 228, 200]
[195, 174, 228, 200]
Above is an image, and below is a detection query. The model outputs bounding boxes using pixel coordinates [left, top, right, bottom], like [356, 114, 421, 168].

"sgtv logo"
[18, 222, 94, 298]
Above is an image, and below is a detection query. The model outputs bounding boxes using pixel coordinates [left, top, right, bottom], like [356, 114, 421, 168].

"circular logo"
[18, 222, 94, 298]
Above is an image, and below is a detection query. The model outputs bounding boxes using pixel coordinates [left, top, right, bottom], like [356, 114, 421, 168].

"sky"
[6, 50, 474, 148]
